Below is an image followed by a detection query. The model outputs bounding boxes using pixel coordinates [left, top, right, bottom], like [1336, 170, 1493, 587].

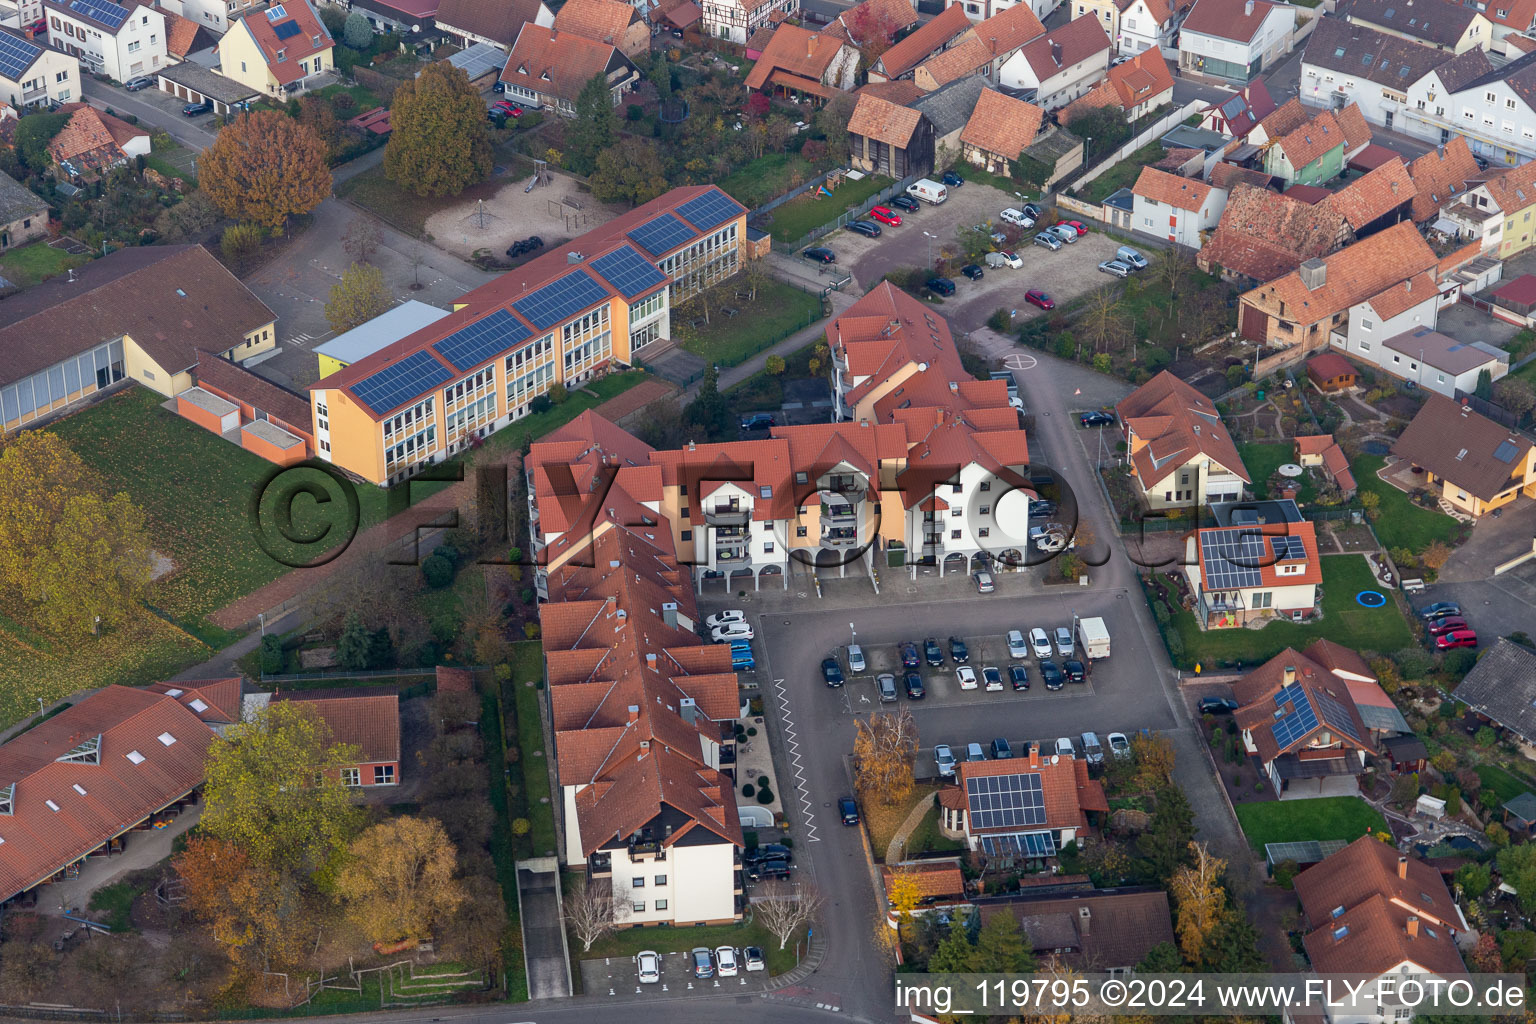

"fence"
[1070, 100, 1204, 193]
[771, 172, 922, 254]
[260, 666, 462, 700]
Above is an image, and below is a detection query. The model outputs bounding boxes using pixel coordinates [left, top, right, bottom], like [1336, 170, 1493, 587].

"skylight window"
[189, 699, 209, 713]
[72, 784, 86, 796]
[165, 688, 183, 697]
[1333, 925, 1349, 940]
[759, 485, 772, 498]
[1331, 905, 1345, 918]
[265, 4, 286, 17]
[45, 800, 59, 812]
[158, 732, 177, 747]
[126, 750, 145, 765]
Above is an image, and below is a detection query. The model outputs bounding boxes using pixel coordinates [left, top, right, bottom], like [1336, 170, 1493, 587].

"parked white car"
[1108, 732, 1131, 759]
[1007, 629, 1028, 658]
[956, 665, 978, 690]
[711, 623, 754, 643]
[706, 610, 746, 629]
[1000, 207, 1035, 228]
[985, 250, 1022, 268]
[1053, 626, 1075, 658]
[637, 950, 661, 983]
[1029, 627, 1053, 659]
[715, 946, 739, 977]
[1055, 736, 1076, 758]
[847, 644, 866, 672]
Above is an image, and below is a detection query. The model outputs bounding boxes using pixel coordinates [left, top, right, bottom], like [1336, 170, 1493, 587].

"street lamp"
[849, 622, 857, 647]
[258, 611, 266, 639]
[922, 230, 937, 268]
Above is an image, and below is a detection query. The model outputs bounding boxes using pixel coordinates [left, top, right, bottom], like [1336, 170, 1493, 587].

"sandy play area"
[423, 169, 624, 259]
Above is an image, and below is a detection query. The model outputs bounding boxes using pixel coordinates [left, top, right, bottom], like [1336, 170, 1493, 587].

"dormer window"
[540, 69, 551, 80]
[312, 33, 321, 45]
[266, 4, 287, 17]
[276, 48, 286, 61]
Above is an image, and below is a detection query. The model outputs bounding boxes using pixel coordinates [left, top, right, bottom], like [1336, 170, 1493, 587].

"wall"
[1070, 99, 1202, 193]
[670, 841, 738, 924]
[121, 336, 192, 397]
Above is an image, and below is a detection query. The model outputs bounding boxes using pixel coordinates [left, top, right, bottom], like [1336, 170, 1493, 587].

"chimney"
[662, 601, 678, 627]
[627, 704, 640, 724]
[1407, 916, 1419, 938]
[680, 697, 697, 724]
[1398, 855, 1408, 879]
[1283, 665, 1296, 685]
[1050, 41, 1062, 66]
[1078, 906, 1092, 935]
[645, 653, 658, 670]
[809, 33, 816, 58]
[1244, 0, 1253, 12]
[566, 251, 585, 264]
[1299, 258, 1327, 291]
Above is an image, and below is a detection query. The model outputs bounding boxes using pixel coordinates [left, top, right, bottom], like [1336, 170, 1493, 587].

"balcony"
[21, 88, 46, 102]
[825, 475, 867, 497]
[824, 503, 857, 523]
[823, 527, 858, 547]
[629, 838, 664, 858]
[589, 853, 612, 876]
[705, 504, 750, 526]
[716, 548, 750, 565]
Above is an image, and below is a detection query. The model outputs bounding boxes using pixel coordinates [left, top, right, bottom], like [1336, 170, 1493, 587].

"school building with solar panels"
[309, 184, 747, 486]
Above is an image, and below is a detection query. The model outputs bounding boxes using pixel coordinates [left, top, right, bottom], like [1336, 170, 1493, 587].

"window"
[1437, 373, 1446, 382]
[796, 526, 807, 537]
[979, 481, 990, 491]
[632, 877, 645, 887]
[276, 48, 286, 61]
[320, 440, 330, 452]
[979, 506, 990, 515]
[633, 902, 646, 913]
[951, 507, 961, 517]
[951, 529, 961, 539]
[655, 875, 667, 885]
[795, 471, 808, 484]
[655, 899, 668, 910]
[978, 527, 990, 537]
[127, 39, 140, 51]
[680, 529, 692, 541]
[374, 764, 394, 784]
[763, 542, 774, 554]
[1360, 341, 1370, 352]
[55, 69, 68, 82]
[342, 767, 360, 786]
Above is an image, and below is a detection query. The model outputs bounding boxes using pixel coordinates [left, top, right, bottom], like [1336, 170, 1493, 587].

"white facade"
[700, 0, 796, 44]
[998, 40, 1109, 106]
[687, 481, 791, 580]
[1177, 4, 1293, 82]
[909, 461, 1033, 574]
[156, 0, 235, 34]
[1297, 62, 1409, 130]
[0, 40, 77, 106]
[1118, 0, 1181, 56]
[1131, 186, 1226, 247]
[949, 0, 1063, 23]
[1399, 67, 1536, 166]
[45, 1, 166, 81]
[1143, 457, 1245, 508]
[1329, 292, 1439, 363]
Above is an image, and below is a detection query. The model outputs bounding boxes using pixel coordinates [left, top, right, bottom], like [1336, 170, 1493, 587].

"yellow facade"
[219, 21, 333, 97]
[123, 337, 195, 397]
[318, 352, 348, 378]
[1426, 447, 1536, 517]
[1500, 202, 1536, 258]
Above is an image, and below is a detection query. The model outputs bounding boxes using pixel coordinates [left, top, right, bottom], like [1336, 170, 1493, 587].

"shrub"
[1092, 354, 1112, 374]
[1142, 346, 1172, 372]
[259, 633, 285, 675]
[1443, 649, 1478, 677]
[547, 382, 569, 404]
[742, 783, 756, 797]
[1164, 629, 1185, 659]
[522, 621, 541, 639]
[1272, 859, 1299, 889]
[511, 818, 531, 836]
[422, 552, 455, 588]
[756, 788, 774, 805]
[987, 308, 1012, 332]
[746, 727, 758, 736]
[520, 588, 536, 604]
[220, 222, 263, 262]
[529, 394, 553, 414]
[1476, 726, 1497, 748]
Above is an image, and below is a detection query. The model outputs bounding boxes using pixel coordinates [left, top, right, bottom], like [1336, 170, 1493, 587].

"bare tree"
[565, 876, 632, 952]
[408, 243, 428, 290]
[342, 217, 382, 264]
[1077, 286, 1130, 356]
[853, 709, 919, 805]
[753, 879, 824, 950]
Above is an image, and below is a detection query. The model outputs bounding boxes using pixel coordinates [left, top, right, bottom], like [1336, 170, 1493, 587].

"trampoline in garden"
[658, 99, 689, 124]
[1356, 590, 1386, 607]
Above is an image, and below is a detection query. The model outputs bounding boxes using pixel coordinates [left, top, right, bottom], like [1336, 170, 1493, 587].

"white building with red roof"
[938, 747, 1109, 858]
[1231, 646, 1373, 798]
[1182, 499, 1321, 630]
[43, 0, 166, 83]
[1176, 0, 1294, 83]
[217, 0, 333, 98]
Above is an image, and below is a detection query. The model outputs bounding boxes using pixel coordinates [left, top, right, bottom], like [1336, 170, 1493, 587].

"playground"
[422, 164, 622, 260]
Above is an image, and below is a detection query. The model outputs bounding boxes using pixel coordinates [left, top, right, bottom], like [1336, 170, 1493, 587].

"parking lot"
[806, 181, 1151, 334]
[579, 948, 770, 998]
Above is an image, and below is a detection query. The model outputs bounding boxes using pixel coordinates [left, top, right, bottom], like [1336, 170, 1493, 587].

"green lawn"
[479, 371, 649, 456]
[574, 912, 808, 976]
[1352, 454, 1461, 551]
[726, 340, 819, 412]
[312, 82, 384, 111]
[88, 876, 149, 932]
[903, 804, 964, 856]
[1476, 764, 1536, 806]
[479, 687, 528, 1002]
[1080, 141, 1165, 204]
[760, 173, 894, 244]
[1241, 441, 1317, 503]
[1158, 553, 1414, 668]
[676, 281, 822, 366]
[0, 241, 87, 288]
[716, 151, 829, 211]
[508, 640, 557, 859]
[1235, 796, 1387, 851]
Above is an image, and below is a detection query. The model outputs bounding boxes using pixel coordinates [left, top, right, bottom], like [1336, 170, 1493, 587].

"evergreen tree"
[683, 365, 734, 442]
[1197, 906, 1266, 972]
[1137, 787, 1195, 884]
[342, 10, 372, 48]
[1136, 941, 1185, 973]
[973, 913, 1036, 973]
[1475, 368, 1494, 401]
[337, 611, 371, 669]
[927, 916, 979, 972]
[566, 72, 618, 175]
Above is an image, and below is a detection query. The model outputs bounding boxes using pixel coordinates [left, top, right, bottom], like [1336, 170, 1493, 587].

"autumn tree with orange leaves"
[199, 110, 330, 233]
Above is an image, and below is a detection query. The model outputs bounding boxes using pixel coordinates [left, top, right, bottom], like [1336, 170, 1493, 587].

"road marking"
[773, 677, 820, 843]
[1002, 353, 1037, 370]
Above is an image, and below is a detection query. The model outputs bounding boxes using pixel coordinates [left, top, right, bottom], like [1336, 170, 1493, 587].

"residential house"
[825, 0, 917, 47]
[1293, 433, 1358, 500]
[218, 0, 334, 98]
[1405, 136, 1481, 224]
[1364, 326, 1510, 396]
[1305, 351, 1359, 391]
[1184, 500, 1321, 629]
[947, 0, 1059, 23]
[158, 0, 267, 34]
[434, 0, 551, 48]
[938, 748, 1109, 859]
[1453, 638, 1536, 744]
[1059, 48, 1173, 123]
[1293, 837, 1467, 1017]
[541, 524, 745, 926]
[178, 350, 317, 465]
[1199, 76, 1276, 142]
[500, 26, 641, 114]
[1437, 160, 1536, 255]
[1399, 47, 1536, 167]
[1177, 0, 1295, 83]
[1299, 17, 1452, 131]
[1476, 0, 1536, 47]
[1115, 369, 1250, 510]
[43, 0, 166, 82]
[1263, 107, 1353, 185]
[1391, 395, 1536, 516]
[0, 245, 277, 433]
[846, 92, 935, 177]
[47, 103, 148, 179]
[261, 690, 401, 787]
[1199, 184, 1353, 284]
[1131, 165, 1228, 246]
[960, 88, 1044, 174]
[156, 7, 216, 61]
[1118, 0, 1187, 57]
[0, 169, 46, 251]
[0, 26, 78, 107]
[1070, 0, 1131, 55]
[1303, 637, 1407, 740]
[1244, 95, 1311, 148]
[345, 0, 439, 37]
[974, 3, 1047, 83]
[0, 685, 214, 906]
[699, 0, 796, 44]
[975, 890, 1175, 970]
[311, 185, 744, 486]
[869, 4, 972, 81]
[1320, 156, 1416, 236]
[314, 300, 452, 378]
[1340, 0, 1491, 52]
[910, 73, 989, 159]
[997, 14, 1111, 107]
[1236, 220, 1440, 369]
[912, 35, 993, 91]
[552, 0, 651, 59]
[1230, 646, 1370, 795]
[743, 23, 859, 101]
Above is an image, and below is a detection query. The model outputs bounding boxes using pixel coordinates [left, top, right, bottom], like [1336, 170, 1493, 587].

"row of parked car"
[823, 631, 1090, 695]
[1420, 600, 1477, 650]
[635, 944, 767, 984]
[932, 731, 1129, 775]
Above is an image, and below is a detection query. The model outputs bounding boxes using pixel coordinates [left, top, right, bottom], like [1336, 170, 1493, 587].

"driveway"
[515, 857, 573, 999]
[1433, 300, 1521, 350]
[1437, 497, 1536, 583]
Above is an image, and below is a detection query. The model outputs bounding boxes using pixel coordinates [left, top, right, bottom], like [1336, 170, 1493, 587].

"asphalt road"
[81, 77, 218, 153]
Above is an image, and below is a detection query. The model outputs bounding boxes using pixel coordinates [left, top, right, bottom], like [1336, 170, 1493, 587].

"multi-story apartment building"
[43, 0, 166, 82]
[0, 25, 78, 107]
[309, 185, 746, 486]
[1399, 47, 1536, 166]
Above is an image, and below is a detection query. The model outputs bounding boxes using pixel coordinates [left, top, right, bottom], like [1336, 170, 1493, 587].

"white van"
[906, 179, 948, 205]
[1116, 245, 1148, 269]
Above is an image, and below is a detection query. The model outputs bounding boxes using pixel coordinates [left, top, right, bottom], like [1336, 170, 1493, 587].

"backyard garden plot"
[1235, 796, 1386, 851]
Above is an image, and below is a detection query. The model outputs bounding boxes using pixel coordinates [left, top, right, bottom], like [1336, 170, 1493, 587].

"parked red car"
[1025, 289, 1055, 310]
[1064, 220, 1089, 236]
[1426, 615, 1469, 636]
[491, 100, 523, 116]
[868, 205, 902, 226]
[1435, 629, 1478, 650]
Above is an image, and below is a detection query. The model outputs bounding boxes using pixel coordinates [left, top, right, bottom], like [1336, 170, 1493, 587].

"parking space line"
[772, 677, 820, 843]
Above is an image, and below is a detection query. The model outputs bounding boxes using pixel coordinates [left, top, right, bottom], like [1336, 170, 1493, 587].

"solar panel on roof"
[0, 29, 42, 81]
[432, 309, 531, 371]
[1313, 687, 1362, 741]
[351, 349, 452, 416]
[1201, 530, 1265, 590]
[1271, 682, 1321, 749]
[1494, 440, 1521, 464]
[1269, 535, 1306, 561]
[675, 189, 746, 232]
[1222, 95, 1246, 118]
[965, 772, 1046, 829]
[627, 212, 695, 256]
[69, 0, 129, 28]
[512, 268, 608, 330]
[591, 245, 666, 300]
[273, 18, 301, 38]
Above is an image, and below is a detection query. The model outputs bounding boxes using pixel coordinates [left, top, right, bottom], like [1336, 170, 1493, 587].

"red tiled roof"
[836, 0, 919, 45]
[1256, 97, 1311, 142]
[1306, 351, 1357, 382]
[1275, 108, 1345, 169]
[271, 691, 400, 765]
[1018, 14, 1109, 80]
[1116, 370, 1250, 487]
[960, 89, 1043, 158]
[1406, 137, 1480, 223]
[847, 91, 924, 147]
[1133, 166, 1215, 212]
[877, 3, 971, 78]
[552, 0, 639, 45]
[1231, 648, 1370, 763]
[976, 2, 1045, 56]
[956, 752, 1105, 834]
[502, 25, 627, 103]
[915, 34, 992, 87]
[0, 686, 215, 902]
[47, 105, 130, 168]
[1183, 0, 1285, 42]
[1240, 220, 1437, 327]
[1321, 156, 1415, 230]
[744, 23, 851, 91]
[234, 0, 332, 86]
[1333, 103, 1371, 153]
[883, 862, 966, 901]
[1200, 184, 1350, 282]
[146, 678, 243, 725]
[194, 350, 312, 432]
